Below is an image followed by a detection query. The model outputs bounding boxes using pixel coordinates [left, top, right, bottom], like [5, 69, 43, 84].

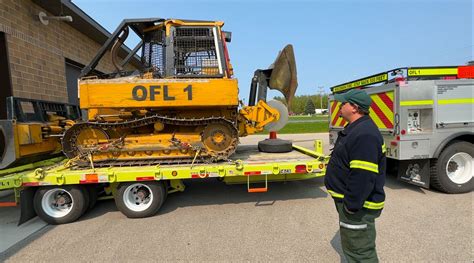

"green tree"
[273, 93, 329, 115]
[304, 99, 316, 115]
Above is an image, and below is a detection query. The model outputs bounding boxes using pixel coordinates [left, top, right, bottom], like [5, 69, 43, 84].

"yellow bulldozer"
[59, 18, 298, 167]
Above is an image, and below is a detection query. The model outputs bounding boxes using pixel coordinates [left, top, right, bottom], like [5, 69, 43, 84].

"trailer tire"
[115, 181, 166, 218]
[430, 141, 473, 193]
[33, 186, 87, 224]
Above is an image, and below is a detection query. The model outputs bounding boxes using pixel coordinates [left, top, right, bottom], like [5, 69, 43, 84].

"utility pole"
[318, 86, 324, 114]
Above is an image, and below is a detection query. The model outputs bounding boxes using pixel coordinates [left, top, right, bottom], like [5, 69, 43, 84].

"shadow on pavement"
[384, 174, 426, 194]
[76, 177, 328, 221]
[331, 230, 347, 263]
[158, 177, 327, 215]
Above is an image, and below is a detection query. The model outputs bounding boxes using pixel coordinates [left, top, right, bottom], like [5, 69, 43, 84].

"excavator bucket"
[268, 44, 298, 107]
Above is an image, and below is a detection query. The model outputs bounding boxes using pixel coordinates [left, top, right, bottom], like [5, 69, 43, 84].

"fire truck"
[328, 65, 473, 193]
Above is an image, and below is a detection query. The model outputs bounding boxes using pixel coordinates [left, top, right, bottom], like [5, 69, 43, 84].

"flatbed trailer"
[0, 142, 327, 225]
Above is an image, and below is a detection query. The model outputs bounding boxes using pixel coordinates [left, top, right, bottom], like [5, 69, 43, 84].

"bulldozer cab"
[81, 18, 233, 79]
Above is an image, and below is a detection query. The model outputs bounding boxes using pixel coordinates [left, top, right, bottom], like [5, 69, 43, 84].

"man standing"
[325, 89, 386, 262]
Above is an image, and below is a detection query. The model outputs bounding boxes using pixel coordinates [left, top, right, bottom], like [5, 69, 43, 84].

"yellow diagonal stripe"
[331, 101, 343, 127]
[369, 108, 386, 129]
[386, 91, 394, 101]
[335, 116, 345, 127]
[371, 94, 394, 126]
[330, 101, 341, 125]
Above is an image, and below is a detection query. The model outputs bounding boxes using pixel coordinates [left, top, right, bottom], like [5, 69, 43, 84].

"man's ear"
[351, 104, 359, 114]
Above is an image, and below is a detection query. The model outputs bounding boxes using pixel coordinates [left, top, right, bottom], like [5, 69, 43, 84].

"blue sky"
[73, 0, 473, 100]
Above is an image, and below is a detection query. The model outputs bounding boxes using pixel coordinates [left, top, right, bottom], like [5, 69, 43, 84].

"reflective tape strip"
[400, 100, 434, 106]
[382, 143, 387, 154]
[340, 222, 367, 230]
[332, 73, 388, 93]
[328, 190, 344, 199]
[350, 160, 379, 173]
[438, 98, 474, 105]
[327, 190, 385, 210]
[363, 201, 385, 210]
[407, 67, 458, 76]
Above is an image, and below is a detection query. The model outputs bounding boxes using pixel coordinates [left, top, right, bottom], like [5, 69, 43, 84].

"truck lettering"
[150, 85, 161, 101]
[132, 85, 147, 101]
[183, 85, 192, 100]
[132, 85, 192, 101]
[163, 85, 175, 101]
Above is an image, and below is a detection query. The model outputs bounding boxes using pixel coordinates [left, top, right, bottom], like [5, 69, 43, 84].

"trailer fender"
[18, 187, 37, 226]
[433, 132, 474, 158]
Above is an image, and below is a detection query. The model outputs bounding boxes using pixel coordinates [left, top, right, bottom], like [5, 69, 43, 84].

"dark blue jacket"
[324, 115, 386, 212]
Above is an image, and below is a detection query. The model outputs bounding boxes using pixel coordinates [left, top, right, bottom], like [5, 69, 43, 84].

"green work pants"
[335, 201, 382, 263]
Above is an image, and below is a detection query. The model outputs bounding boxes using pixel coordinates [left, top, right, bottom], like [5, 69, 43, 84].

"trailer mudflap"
[18, 187, 37, 226]
[397, 159, 430, 188]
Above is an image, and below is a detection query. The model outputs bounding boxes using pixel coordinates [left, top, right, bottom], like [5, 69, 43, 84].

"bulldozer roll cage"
[80, 18, 231, 79]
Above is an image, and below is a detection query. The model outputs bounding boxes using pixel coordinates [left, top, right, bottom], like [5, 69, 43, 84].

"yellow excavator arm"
[238, 100, 280, 136]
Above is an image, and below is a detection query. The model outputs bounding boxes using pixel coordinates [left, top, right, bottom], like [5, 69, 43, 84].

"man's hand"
[344, 205, 356, 215]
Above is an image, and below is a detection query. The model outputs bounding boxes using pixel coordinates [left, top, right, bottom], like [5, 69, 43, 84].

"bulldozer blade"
[269, 44, 298, 108]
[0, 120, 17, 170]
[18, 187, 37, 226]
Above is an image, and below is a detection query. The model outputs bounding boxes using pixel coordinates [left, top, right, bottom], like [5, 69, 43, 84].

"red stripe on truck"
[244, 171, 261, 176]
[136, 176, 155, 181]
[377, 93, 393, 110]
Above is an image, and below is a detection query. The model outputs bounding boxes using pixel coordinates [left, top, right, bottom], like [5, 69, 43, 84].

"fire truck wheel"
[33, 186, 87, 225]
[431, 141, 473, 193]
[115, 181, 166, 218]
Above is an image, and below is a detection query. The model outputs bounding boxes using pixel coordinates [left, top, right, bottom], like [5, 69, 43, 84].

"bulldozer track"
[62, 115, 239, 168]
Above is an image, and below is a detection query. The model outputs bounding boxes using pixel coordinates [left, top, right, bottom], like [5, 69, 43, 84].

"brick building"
[0, 0, 138, 119]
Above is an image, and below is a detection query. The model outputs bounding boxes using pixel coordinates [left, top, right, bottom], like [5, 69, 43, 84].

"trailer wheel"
[33, 186, 87, 224]
[115, 181, 166, 218]
[431, 141, 473, 193]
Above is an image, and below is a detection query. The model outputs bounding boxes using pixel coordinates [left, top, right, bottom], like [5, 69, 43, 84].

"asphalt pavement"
[1, 133, 472, 262]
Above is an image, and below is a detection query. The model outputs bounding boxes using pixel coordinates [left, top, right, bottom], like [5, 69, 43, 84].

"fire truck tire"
[430, 141, 473, 194]
[115, 181, 166, 218]
[33, 186, 87, 225]
[258, 138, 292, 153]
